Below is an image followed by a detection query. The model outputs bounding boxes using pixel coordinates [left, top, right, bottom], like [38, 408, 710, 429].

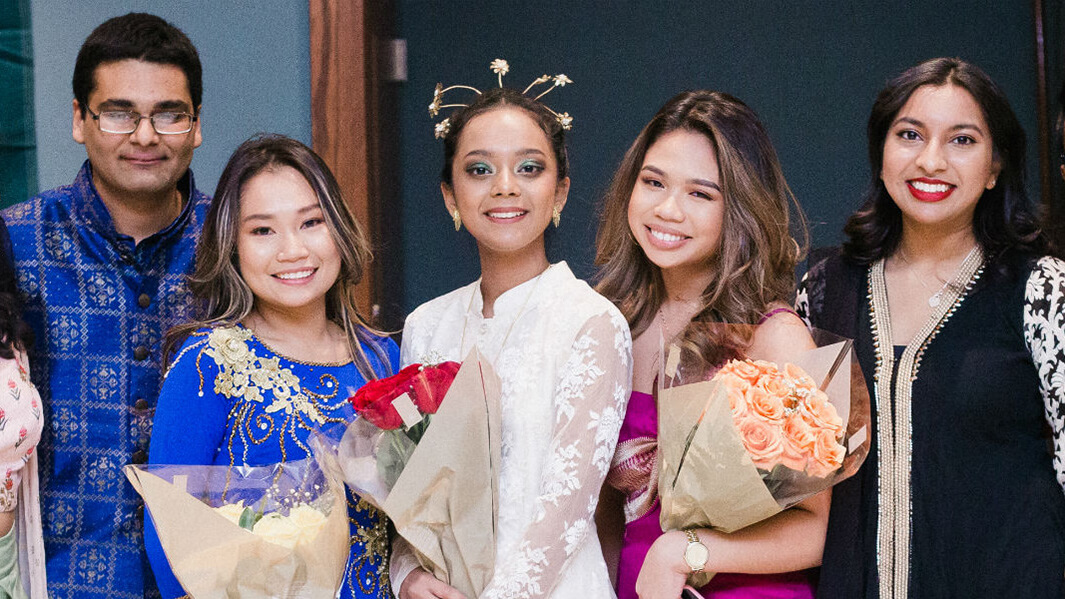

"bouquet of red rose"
[656, 325, 871, 586]
[334, 349, 501, 599]
[348, 360, 461, 488]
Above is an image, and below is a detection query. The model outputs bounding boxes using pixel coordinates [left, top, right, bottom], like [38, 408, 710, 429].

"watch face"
[684, 542, 709, 569]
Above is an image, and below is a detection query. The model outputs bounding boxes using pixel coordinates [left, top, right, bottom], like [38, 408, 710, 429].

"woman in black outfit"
[797, 57, 1065, 598]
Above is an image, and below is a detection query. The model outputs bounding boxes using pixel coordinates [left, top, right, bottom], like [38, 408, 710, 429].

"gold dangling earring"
[452, 209, 462, 231]
[552, 206, 561, 228]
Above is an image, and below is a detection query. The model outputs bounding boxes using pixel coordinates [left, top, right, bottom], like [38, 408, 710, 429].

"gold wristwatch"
[682, 529, 709, 573]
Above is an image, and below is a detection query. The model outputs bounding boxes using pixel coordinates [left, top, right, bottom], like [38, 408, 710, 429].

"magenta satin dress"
[610, 391, 815, 599]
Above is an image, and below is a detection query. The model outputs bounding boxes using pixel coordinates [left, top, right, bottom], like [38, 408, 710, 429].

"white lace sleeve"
[481, 311, 632, 598]
[389, 535, 420, 594]
[1022, 256, 1065, 493]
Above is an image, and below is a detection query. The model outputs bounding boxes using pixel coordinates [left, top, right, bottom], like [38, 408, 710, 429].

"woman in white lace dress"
[392, 85, 632, 599]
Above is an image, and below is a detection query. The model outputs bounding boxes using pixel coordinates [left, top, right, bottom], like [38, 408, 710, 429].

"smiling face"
[627, 128, 726, 281]
[237, 166, 341, 318]
[442, 106, 569, 260]
[72, 59, 202, 205]
[880, 83, 1000, 234]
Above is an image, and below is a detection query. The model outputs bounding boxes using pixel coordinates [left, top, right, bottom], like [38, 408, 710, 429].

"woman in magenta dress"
[595, 91, 826, 599]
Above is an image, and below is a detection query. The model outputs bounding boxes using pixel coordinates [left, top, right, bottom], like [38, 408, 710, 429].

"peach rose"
[746, 385, 786, 423]
[750, 359, 779, 374]
[756, 371, 791, 398]
[716, 371, 752, 393]
[778, 437, 809, 471]
[808, 428, 846, 478]
[726, 386, 749, 419]
[784, 363, 817, 393]
[721, 359, 762, 385]
[799, 390, 844, 433]
[782, 413, 816, 451]
[737, 416, 784, 470]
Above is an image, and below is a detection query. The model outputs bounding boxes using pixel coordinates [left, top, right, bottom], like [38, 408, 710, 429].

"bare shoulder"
[749, 303, 816, 363]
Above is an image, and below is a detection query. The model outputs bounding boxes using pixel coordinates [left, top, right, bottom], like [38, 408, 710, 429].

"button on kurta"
[134, 398, 150, 411]
[133, 346, 149, 361]
[131, 450, 148, 464]
[137, 293, 151, 308]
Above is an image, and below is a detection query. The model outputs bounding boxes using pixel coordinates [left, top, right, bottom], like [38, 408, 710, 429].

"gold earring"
[988, 178, 997, 189]
[552, 206, 561, 228]
[451, 209, 462, 231]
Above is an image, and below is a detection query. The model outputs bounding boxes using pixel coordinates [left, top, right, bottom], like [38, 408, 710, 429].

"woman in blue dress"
[146, 134, 398, 598]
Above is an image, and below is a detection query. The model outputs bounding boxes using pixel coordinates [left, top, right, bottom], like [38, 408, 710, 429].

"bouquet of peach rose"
[657, 325, 871, 585]
[124, 454, 348, 598]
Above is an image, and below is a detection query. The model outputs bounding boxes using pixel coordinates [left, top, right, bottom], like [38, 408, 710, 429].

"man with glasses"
[2, 13, 208, 598]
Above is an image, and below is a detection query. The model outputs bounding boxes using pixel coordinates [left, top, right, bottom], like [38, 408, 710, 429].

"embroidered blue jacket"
[2, 161, 209, 599]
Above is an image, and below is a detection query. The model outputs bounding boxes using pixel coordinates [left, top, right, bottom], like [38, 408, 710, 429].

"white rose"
[287, 504, 328, 545]
[252, 512, 301, 549]
[214, 501, 246, 526]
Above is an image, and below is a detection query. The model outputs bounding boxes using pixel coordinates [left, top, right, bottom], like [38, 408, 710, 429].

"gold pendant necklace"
[897, 245, 980, 308]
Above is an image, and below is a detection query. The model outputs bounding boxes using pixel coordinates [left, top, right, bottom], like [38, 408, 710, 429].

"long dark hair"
[0, 218, 31, 359]
[843, 57, 1048, 265]
[164, 134, 390, 380]
[596, 90, 807, 367]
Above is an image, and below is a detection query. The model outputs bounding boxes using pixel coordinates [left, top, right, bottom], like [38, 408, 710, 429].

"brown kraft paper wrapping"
[124, 455, 348, 599]
[383, 349, 503, 599]
[657, 381, 782, 535]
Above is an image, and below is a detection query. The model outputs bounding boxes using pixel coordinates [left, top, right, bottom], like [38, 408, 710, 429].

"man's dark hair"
[72, 13, 202, 116]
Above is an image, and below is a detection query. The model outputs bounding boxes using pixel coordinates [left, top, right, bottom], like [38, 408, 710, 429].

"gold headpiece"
[428, 58, 573, 139]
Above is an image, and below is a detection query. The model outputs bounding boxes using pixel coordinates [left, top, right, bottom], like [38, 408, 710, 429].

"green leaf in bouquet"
[378, 429, 418, 488]
[237, 506, 259, 530]
[404, 413, 433, 444]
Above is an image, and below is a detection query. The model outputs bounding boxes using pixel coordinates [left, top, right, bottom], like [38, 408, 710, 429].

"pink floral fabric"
[0, 351, 42, 512]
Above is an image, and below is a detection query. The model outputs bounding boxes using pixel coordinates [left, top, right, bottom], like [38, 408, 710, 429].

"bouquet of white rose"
[124, 453, 348, 599]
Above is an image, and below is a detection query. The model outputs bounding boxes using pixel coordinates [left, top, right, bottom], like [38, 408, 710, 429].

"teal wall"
[28, 1, 312, 201]
[395, 2, 1039, 313]
[0, 0, 36, 207]
[15, 3, 1043, 317]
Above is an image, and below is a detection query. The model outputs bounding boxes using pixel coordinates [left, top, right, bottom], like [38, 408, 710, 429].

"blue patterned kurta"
[2, 161, 209, 599]
[146, 324, 398, 598]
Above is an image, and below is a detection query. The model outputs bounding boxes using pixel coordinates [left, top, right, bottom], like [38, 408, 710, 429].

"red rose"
[409, 361, 460, 414]
[348, 362, 460, 430]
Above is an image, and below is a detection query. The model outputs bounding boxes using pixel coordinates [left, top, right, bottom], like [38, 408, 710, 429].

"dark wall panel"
[0, 0, 36, 207]
[396, 1, 1036, 312]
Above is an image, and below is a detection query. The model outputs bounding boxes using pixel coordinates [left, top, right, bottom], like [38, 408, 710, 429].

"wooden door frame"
[309, 0, 396, 325]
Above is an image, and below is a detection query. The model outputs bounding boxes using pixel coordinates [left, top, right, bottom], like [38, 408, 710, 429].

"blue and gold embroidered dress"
[146, 324, 398, 598]
[2, 161, 209, 599]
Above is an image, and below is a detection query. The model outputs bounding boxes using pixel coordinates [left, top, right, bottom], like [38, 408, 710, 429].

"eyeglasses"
[86, 107, 197, 135]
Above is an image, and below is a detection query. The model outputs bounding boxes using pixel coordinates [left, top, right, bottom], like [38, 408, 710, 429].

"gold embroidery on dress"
[181, 326, 389, 592]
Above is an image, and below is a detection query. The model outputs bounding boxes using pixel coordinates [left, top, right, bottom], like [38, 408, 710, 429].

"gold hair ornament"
[429, 58, 574, 139]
